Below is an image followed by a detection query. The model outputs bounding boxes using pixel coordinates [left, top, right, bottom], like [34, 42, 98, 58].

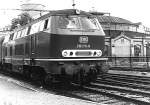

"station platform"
[0, 74, 106, 105]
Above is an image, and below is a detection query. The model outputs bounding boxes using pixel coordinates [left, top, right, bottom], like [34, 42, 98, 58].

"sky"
[0, 0, 150, 28]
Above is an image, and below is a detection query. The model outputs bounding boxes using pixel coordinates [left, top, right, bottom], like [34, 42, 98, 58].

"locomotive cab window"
[58, 16, 80, 29]
[57, 16, 101, 30]
[80, 17, 100, 30]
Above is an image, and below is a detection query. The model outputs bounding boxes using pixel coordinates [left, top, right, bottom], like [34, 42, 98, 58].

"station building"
[91, 12, 150, 57]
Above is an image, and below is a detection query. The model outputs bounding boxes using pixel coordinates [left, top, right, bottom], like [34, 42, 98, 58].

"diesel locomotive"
[0, 9, 108, 85]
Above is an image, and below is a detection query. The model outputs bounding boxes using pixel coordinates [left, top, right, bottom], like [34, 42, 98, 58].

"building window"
[134, 45, 141, 56]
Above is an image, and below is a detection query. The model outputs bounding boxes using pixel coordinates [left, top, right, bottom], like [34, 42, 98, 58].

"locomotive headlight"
[62, 51, 68, 57]
[76, 9, 80, 14]
[96, 50, 102, 56]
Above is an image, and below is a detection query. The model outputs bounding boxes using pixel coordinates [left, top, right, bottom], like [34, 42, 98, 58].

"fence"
[107, 56, 150, 70]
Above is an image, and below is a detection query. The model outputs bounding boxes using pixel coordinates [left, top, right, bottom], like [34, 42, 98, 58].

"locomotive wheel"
[30, 68, 45, 82]
[30, 71, 40, 81]
[77, 69, 84, 86]
[23, 70, 31, 79]
[43, 74, 53, 86]
[3, 63, 12, 72]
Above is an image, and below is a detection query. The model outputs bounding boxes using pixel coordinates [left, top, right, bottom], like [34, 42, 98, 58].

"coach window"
[21, 29, 26, 37]
[10, 46, 12, 56]
[19, 30, 23, 38]
[22, 27, 28, 36]
[5, 47, 7, 56]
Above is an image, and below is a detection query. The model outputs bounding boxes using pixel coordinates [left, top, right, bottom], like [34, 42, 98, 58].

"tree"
[10, 12, 33, 30]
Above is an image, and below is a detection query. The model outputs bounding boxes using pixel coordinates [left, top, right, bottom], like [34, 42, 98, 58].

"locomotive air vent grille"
[75, 51, 92, 56]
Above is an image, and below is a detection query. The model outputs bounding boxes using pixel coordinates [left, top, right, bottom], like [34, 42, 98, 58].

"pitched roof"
[96, 15, 133, 25]
[104, 30, 147, 39]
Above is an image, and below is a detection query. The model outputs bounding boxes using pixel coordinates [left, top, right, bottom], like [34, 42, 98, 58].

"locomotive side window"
[43, 18, 51, 30]
[44, 19, 49, 29]
[27, 26, 31, 35]
[30, 22, 40, 35]
[39, 18, 51, 31]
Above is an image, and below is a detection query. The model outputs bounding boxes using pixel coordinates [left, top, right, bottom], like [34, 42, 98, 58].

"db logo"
[79, 36, 88, 43]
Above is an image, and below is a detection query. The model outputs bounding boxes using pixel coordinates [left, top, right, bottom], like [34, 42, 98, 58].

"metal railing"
[107, 56, 150, 70]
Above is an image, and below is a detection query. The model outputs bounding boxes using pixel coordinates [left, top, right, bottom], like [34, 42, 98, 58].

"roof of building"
[95, 15, 134, 25]
[104, 30, 148, 39]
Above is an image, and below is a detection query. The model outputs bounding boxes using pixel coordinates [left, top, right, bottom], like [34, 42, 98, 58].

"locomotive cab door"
[30, 35, 36, 65]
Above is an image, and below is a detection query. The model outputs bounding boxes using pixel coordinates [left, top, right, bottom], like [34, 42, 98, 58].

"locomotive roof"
[12, 9, 94, 32]
[44, 9, 93, 16]
[37, 9, 94, 20]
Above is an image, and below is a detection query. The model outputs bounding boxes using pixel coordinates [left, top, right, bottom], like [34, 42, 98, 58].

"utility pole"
[72, 0, 76, 9]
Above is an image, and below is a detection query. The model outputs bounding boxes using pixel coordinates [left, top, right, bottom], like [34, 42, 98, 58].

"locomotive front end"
[50, 9, 108, 84]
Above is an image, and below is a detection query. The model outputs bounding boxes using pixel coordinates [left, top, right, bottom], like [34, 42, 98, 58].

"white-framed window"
[39, 17, 51, 31]
[21, 28, 27, 37]
[39, 21, 45, 31]
[30, 22, 41, 34]
[13, 32, 18, 39]
[17, 31, 22, 38]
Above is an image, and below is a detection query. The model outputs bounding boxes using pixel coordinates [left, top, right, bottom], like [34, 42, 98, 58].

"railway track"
[66, 82, 150, 105]
[2, 70, 150, 105]
[65, 72, 150, 105]
[97, 73, 150, 90]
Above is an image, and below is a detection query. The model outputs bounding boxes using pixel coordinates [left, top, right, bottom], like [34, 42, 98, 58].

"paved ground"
[0, 74, 104, 105]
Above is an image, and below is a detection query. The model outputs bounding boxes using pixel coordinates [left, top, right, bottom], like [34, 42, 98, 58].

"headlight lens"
[96, 50, 102, 56]
[62, 51, 68, 57]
